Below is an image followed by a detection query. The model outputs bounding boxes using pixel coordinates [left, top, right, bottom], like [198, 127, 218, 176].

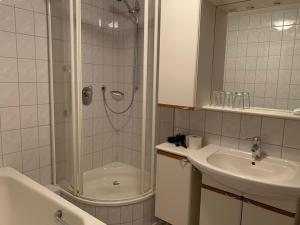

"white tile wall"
[159, 107, 300, 161]
[0, 0, 51, 185]
[224, 6, 300, 110]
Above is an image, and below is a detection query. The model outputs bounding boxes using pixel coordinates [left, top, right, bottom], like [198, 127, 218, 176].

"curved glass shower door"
[49, 0, 81, 194]
[50, 0, 157, 203]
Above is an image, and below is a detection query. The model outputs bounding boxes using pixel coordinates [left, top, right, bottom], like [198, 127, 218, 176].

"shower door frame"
[48, 0, 159, 201]
[47, 0, 82, 195]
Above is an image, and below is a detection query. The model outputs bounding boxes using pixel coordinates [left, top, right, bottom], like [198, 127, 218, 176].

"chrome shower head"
[116, 0, 140, 18]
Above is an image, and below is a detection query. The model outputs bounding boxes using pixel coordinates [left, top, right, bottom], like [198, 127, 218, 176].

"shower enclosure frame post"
[69, 0, 81, 196]
[75, 0, 83, 196]
[141, 0, 149, 194]
[47, 0, 57, 185]
[150, 0, 159, 191]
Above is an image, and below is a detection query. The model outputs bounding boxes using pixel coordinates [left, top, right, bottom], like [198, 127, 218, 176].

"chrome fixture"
[82, 86, 93, 106]
[54, 210, 68, 225]
[247, 137, 262, 160]
[116, 0, 140, 23]
[111, 90, 125, 102]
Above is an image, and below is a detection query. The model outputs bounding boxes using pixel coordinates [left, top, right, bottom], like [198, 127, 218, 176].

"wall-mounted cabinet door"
[199, 187, 242, 225]
[241, 202, 295, 225]
[158, 0, 200, 109]
[158, 0, 215, 109]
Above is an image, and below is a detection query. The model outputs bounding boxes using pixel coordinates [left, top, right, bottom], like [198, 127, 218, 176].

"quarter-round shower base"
[83, 162, 151, 201]
[59, 161, 154, 206]
[59, 162, 156, 224]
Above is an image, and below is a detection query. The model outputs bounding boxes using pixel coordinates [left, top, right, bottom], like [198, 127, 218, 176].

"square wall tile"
[37, 83, 49, 104]
[283, 120, 300, 149]
[15, 8, 34, 35]
[22, 148, 39, 172]
[38, 125, 50, 146]
[35, 37, 48, 60]
[205, 111, 222, 135]
[17, 34, 35, 59]
[282, 147, 300, 162]
[40, 166, 51, 185]
[34, 12, 47, 37]
[0, 58, 18, 82]
[19, 83, 37, 105]
[38, 104, 50, 126]
[21, 127, 38, 150]
[0, 107, 20, 131]
[0, 83, 19, 107]
[222, 112, 241, 138]
[3, 152, 22, 172]
[261, 117, 284, 145]
[2, 130, 21, 154]
[189, 110, 205, 132]
[18, 59, 36, 82]
[174, 109, 189, 130]
[0, 4, 15, 32]
[0, 31, 16, 57]
[36, 60, 49, 82]
[20, 105, 38, 128]
[220, 136, 239, 149]
[261, 143, 282, 158]
[240, 115, 262, 139]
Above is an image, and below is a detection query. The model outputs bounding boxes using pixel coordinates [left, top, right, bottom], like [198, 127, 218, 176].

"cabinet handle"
[180, 158, 189, 167]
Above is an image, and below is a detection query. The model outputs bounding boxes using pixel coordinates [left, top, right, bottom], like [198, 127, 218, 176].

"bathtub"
[0, 167, 105, 225]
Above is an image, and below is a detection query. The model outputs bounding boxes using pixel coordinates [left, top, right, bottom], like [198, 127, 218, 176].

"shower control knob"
[82, 86, 93, 106]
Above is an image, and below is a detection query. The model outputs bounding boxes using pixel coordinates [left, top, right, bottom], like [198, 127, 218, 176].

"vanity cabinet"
[200, 185, 242, 225]
[158, 0, 216, 109]
[241, 202, 294, 225]
[199, 176, 298, 225]
[155, 150, 201, 225]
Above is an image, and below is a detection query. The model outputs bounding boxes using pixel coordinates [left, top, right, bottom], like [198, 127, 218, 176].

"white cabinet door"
[158, 0, 200, 108]
[155, 153, 192, 225]
[241, 202, 295, 225]
[199, 188, 242, 225]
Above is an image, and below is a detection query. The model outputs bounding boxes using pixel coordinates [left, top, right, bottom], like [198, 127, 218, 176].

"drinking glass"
[243, 92, 251, 109]
[233, 92, 244, 109]
[223, 91, 233, 108]
[212, 91, 221, 106]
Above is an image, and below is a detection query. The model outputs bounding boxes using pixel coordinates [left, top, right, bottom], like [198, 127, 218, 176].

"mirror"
[211, 0, 300, 111]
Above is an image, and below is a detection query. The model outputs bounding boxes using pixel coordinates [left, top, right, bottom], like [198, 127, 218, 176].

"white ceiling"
[209, 0, 300, 12]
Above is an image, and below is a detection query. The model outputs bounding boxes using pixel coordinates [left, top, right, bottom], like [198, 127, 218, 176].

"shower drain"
[113, 180, 120, 185]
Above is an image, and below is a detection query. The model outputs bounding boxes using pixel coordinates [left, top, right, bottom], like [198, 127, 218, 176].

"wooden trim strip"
[244, 198, 296, 218]
[158, 103, 195, 110]
[202, 184, 243, 200]
[157, 149, 187, 160]
[202, 184, 295, 218]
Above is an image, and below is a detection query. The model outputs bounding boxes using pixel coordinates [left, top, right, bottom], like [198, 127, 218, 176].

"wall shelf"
[202, 105, 300, 120]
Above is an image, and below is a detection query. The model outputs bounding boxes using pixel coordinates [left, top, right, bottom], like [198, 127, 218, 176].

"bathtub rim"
[0, 167, 105, 225]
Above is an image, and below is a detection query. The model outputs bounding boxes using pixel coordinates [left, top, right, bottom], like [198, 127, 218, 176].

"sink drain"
[113, 180, 120, 185]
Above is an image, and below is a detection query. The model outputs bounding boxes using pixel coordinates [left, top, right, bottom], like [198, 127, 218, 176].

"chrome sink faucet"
[246, 137, 262, 160]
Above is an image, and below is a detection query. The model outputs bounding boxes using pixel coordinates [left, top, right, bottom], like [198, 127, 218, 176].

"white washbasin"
[188, 145, 300, 197]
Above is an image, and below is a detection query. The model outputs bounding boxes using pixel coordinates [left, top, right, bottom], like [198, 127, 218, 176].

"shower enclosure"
[48, 0, 158, 205]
